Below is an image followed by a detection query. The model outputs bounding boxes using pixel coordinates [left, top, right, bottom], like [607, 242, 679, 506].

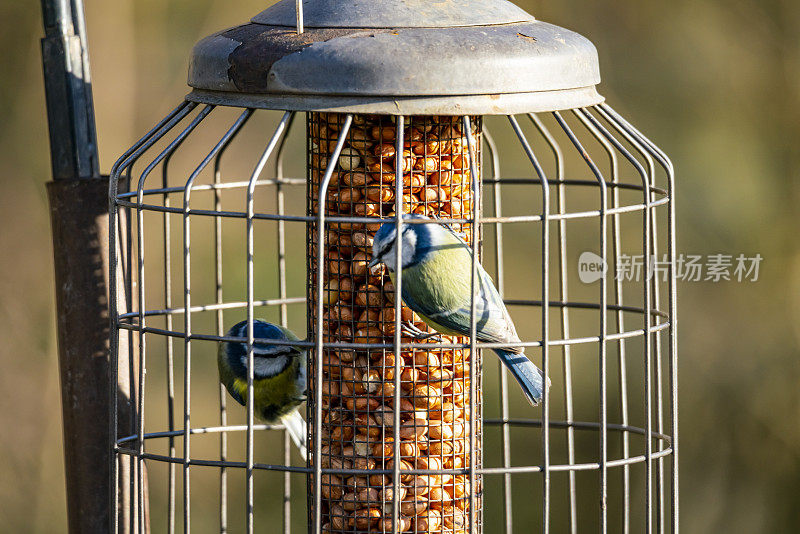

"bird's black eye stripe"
[376, 243, 390, 258]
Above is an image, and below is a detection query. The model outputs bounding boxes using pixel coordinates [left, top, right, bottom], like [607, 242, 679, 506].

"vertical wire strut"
[109, 100, 195, 533]
[274, 112, 297, 534]
[625, 114, 666, 534]
[135, 109, 199, 534]
[162, 135, 177, 534]
[573, 107, 631, 534]
[608, 115, 667, 533]
[391, 115, 405, 534]
[507, 115, 550, 534]
[136, 103, 215, 534]
[313, 114, 353, 534]
[213, 146, 226, 534]
[463, 115, 481, 534]
[183, 105, 251, 533]
[528, 113, 578, 534]
[304, 114, 312, 534]
[212, 108, 254, 533]
[618, 115, 678, 534]
[572, 108, 629, 531]
[162, 103, 231, 534]
[483, 126, 514, 534]
[553, 110, 608, 534]
[580, 106, 655, 534]
[245, 111, 293, 534]
[597, 104, 677, 533]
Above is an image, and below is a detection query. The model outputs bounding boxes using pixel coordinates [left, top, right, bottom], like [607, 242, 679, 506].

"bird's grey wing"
[477, 266, 521, 344]
[399, 285, 440, 322]
[399, 275, 484, 335]
[421, 265, 521, 348]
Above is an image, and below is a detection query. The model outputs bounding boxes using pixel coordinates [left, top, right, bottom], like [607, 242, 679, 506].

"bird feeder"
[110, 0, 678, 533]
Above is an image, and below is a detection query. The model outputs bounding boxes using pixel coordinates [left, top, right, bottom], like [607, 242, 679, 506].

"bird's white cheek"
[400, 240, 416, 269]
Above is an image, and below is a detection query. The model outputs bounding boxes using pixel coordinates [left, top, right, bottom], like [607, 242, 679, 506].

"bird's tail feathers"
[281, 410, 308, 461]
[495, 349, 549, 406]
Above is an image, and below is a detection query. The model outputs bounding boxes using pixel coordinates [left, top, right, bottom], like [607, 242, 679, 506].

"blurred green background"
[1, 0, 799, 531]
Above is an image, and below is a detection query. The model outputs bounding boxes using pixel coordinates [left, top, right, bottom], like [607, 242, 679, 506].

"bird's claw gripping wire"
[401, 321, 444, 342]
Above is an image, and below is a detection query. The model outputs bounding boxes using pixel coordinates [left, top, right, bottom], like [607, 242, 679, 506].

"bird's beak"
[368, 257, 380, 269]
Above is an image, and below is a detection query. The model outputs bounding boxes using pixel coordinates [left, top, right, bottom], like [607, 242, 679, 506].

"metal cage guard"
[110, 103, 676, 534]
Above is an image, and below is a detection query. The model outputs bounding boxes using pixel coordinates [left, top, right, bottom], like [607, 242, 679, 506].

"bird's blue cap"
[225, 319, 288, 358]
[369, 214, 430, 268]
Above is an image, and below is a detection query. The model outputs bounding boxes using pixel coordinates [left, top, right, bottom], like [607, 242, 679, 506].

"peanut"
[354, 326, 384, 343]
[400, 496, 428, 516]
[443, 507, 466, 530]
[417, 186, 442, 203]
[351, 232, 374, 251]
[355, 283, 382, 306]
[343, 396, 379, 411]
[337, 147, 362, 171]
[380, 484, 407, 503]
[329, 504, 348, 530]
[378, 516, 412, 533]
[414, 156, 439, 173]
[415, 508, 442, 532]
[411, 139, 440, 155]
[365, 156, 395, 176]
[352, 507, 381, 530]
[323, 279, 340, 305]
[410, 384, 443, 409]
[353, 201, 380, 217]
[370, 125, 396, 141]
[365, 185, 395, 203]
[321, 474, 344, 500]
[374, 353, 401, 381]
[341, 171, 371, 186]
[402, 173, 426, 190]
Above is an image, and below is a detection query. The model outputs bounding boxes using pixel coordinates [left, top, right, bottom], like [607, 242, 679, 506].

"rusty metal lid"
[186, 0, 603, 114]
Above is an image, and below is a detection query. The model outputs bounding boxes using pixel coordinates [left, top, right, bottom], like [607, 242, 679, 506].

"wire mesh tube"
[307, 113, 483, 533]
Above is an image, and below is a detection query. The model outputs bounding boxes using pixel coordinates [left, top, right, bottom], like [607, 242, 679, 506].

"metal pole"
[40, 0, 99, 181]
[40, 1, 143, 531]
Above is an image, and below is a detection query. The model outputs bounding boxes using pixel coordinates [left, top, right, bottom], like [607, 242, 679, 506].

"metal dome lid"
[251, 0, 535, 28]
[187, 0, 603, 114]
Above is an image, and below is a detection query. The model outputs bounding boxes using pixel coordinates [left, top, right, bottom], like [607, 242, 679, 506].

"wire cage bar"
[109, 102, 677, 534]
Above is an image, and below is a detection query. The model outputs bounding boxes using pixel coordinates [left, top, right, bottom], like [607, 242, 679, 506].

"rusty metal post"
[48, 180, 141, 532]
[40, 0, 144, 531]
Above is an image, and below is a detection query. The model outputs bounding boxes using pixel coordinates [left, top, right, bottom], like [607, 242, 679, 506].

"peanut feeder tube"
[308, 113, 483, 533]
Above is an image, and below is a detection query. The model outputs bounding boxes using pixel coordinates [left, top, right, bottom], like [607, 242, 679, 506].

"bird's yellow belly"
[232, 372, 302, 423]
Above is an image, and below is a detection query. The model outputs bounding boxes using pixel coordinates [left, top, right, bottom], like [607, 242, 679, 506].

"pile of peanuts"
[307, 113, 483, 533]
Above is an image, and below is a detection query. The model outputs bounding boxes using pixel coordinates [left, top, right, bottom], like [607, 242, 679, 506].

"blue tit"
[369, 216, 548, 406]
[218, 319, 308, 459]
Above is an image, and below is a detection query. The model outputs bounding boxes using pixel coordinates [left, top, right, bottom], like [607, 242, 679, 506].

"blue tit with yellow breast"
[369, 216, 548, 406]
[218, 319, 307, 459]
